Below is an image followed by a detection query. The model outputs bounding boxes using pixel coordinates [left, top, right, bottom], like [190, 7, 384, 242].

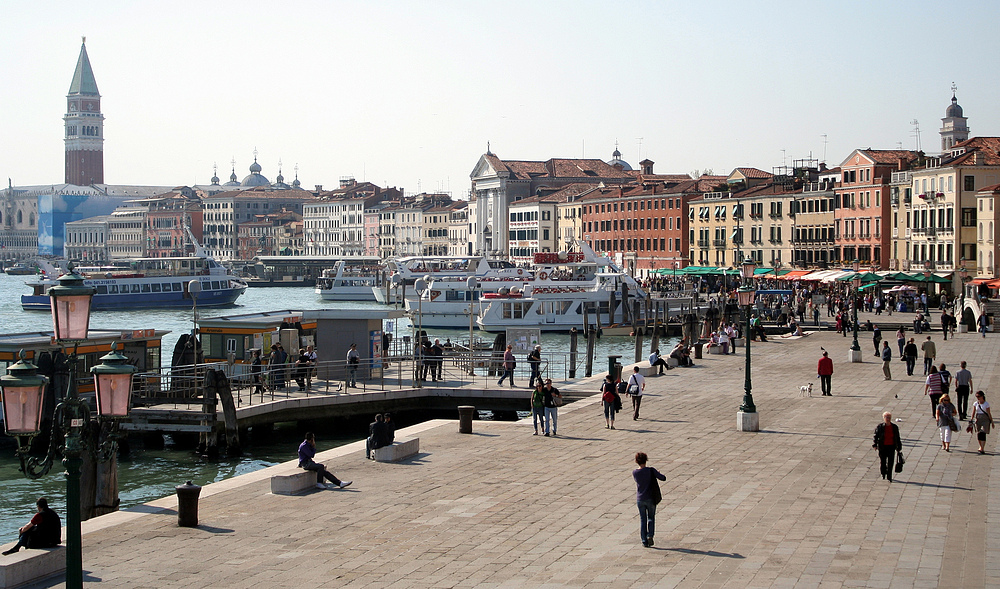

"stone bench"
[0, 545, 65, 588]
[666, 357, 680, 368]
[633, 365, 658, 377]
[707, 344, 723, 355]
[270, 462, 330, 495]
[373, 438, 420, 462]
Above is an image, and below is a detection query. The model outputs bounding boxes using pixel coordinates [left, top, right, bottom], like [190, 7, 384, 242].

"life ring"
[517, 268, 524, 276]
[538, 271, 548, 280]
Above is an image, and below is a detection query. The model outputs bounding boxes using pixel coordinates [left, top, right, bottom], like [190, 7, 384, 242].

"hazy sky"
[3, 1, 999, 195]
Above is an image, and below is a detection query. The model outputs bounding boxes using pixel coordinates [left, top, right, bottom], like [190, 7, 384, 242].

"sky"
[3, 0, 999, 196]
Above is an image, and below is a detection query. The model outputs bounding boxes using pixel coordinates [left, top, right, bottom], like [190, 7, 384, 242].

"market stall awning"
[778, 270, 812, 280]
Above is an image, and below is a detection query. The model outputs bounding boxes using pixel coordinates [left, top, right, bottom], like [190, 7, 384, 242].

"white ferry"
[373, 255, 521, 306]
[21, 238, 247, 311]
[314, 257, 385, 302]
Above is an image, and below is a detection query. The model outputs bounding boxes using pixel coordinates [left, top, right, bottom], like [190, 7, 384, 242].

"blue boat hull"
[21, 287, 246, 311]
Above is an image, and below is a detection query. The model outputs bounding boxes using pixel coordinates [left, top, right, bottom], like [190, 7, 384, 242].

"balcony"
[697, 239, 710, 247]
[712, 239, 727, 247]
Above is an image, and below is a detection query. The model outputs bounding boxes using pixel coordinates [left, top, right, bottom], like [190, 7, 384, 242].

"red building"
[141, 188, 204, 258]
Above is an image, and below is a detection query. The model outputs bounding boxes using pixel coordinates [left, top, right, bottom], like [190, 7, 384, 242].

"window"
[965, 176, 975, 191]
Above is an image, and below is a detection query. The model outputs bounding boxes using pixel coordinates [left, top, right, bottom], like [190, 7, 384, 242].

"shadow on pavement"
[656, 547, 744, 558]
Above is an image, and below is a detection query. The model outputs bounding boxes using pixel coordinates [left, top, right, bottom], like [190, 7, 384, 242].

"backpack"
[616, 381, 628, 396]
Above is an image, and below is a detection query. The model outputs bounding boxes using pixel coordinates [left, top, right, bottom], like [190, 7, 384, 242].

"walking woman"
[925, 365, 943, 418]
[632, 452, 666, 548]
[873, 411, 903, 482]
[896, 327, 906, 358]
[936, 393, 958, 451]
[530, 383, 545, 436]
[601, 374, 618, 429]
[970, 391, 995, 454]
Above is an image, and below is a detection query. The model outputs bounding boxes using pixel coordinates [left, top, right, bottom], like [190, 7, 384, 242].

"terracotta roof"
[858, 149, 919, 166]
[976, 183, 1000, 195]
[734, 167, 773, 179]
[487, 154, 634, 180]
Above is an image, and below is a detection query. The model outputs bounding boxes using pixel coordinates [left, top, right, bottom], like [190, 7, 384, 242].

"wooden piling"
[585, 327, 596, 378]
[569, 328, 578, 378]
[633, 300, 643, 363]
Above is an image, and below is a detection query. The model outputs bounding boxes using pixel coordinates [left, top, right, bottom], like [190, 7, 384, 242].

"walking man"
[873, 412, 902, 482]
[542, 379, 561, 436]
[921, 336, 936, 376]
[346, 343, 360, 388]
[904, 337, 918, 376]
[872, 324, 882, 357]
[527, 345, 542, 388]
[817, 350, 833, 396]
[625, 366, 646, 420]
[955, 361, 973, 420]
[979, 312, 989, 338]
[632, 452, 666, 547]
[881, 341, 892, 380]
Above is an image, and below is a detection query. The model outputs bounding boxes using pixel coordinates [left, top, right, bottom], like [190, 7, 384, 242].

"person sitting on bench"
[298, 433, 352, 490]
[648, 349, 669, 374]
[366, 414, 390, 459]
[3, 497, 61, 555]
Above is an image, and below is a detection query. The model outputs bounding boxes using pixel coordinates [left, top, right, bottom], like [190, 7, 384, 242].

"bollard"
[607, 355, 622, 379]
[693, 342, 704, 359]
[458, 405, 475, 433]
[175, 480, 202, 527]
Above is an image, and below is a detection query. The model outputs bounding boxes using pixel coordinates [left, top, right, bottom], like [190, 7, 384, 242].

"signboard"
[505, 328, 541, 354]
[369, 330, 383, 369]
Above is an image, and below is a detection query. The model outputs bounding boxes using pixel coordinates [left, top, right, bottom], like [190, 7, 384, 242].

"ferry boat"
[21, 250, 247, 311]
[475, 271, 647, 332]
[314, 257, 386, 301]
[401, 244, 630, 328]
[373, 255, 520, 305]
[4, 262, 37, 275]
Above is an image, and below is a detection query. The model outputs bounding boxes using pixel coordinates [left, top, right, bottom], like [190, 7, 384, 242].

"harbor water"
[0, 273, 674, 539]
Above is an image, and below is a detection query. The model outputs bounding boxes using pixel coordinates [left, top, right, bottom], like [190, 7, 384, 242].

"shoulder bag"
[650, 471, 662, 505]
[627, 375, 640, 395]
[894, 451, 905, 473]
[552, 391, 563, 407]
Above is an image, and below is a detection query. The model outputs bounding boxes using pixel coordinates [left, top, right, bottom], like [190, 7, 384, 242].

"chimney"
[314, 185, 323, 192]
[898, 158, 906, 171]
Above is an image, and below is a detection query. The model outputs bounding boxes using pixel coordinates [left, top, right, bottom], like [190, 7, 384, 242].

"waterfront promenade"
[14, 323, 1000, 588]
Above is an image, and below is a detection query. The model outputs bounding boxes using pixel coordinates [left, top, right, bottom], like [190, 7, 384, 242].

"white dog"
[799, 383, 813, 397]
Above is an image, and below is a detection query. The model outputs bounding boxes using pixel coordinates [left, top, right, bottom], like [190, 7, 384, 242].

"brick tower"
[64, 37, 104, 185]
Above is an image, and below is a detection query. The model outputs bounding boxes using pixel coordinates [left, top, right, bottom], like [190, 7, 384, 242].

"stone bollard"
[458, 405, 475, 434]
[175, 481, 202, 527]
[693, 342, 704, 359]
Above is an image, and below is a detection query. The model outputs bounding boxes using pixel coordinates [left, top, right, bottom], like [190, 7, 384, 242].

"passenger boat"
[475, 270, 648, 332]
[21, 244, 247, 311]
[314, 257, 385, 301]
[373, 255, 520, 306]
[4, 262, 37, 275]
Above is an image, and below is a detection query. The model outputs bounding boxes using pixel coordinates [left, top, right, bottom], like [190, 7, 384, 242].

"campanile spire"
[64, 38, 105, 185]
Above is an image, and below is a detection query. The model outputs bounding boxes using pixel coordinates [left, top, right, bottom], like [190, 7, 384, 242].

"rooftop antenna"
[781, 149, 787, 168]
[910, 119, 922, 152]
[821, 134, 828, 163]
[635, 137, 644, 164]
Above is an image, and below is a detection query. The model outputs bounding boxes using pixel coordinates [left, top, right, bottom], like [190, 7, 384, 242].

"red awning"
[778, 270, 812, 280]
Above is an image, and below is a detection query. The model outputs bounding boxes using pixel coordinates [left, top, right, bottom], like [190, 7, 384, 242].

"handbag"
[894, 452, 905, 473]
[950, 414, 961, 432]
[650, 473, 662, 505]
[552, 392, 563, 407]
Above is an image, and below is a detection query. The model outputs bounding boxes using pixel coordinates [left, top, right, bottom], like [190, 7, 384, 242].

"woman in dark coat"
[873, 411, 903, 482]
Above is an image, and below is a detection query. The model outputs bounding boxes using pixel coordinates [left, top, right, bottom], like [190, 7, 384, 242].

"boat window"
[141, 284, 151, 293]
[96, 285, 108, 294]
[162, 283, 172, 291]
[151, 284, 161, 293]
[202, 281, 211, 292]
[172, 283, 182, 292]
[108, 285, 119, 294]
[131, 285, 141, 294]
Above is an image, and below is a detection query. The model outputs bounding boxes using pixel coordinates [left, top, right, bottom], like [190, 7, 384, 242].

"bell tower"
[64, 37, 104, 185]
[940, 84, 969, 153]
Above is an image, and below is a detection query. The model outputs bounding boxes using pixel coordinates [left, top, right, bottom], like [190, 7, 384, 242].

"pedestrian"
[936, 394, 958, 451]
[913, 313, 922, 335]
[298, 432, 351, 489]
[542, 379, 561, 436]
[250, 349, 266, 397]
[940, 310, 950, 340]
[2, 497, 61, 555]
[813, 306, 820, 326]
[938, 363, 951, 397]
[873, 411, 902, 482]
[497, 344, 515, 387]
[881, 341, 892, 380]
[366, 414, 389, 459]
[305, 344, 317, 390]
[872, 324, 882, 357]
[817, 350, 833, 396]
[632, 452, 666, 548]
[601, 374, 618, 429]
[648, 348, 669, 374]
[431, 338, 444, 381]
[384, 412, 395, 444]
[293, 347, 311, 390]
[530, 383, 545, 435]
[625, 366, 646, 420]
[896, 327, 906, 358]
[419, 339, 432, 381]
[979, 313, 989, 338]
[903, 337, 918, 376]
[970, 391, 994, 454]
[718, 328, 730, 355]
[268, 343, 286, 389]
[920, 336, 936, 376]
[527, 344, 542, 388]
[346, 343, 360, 388]
[925, 365, 943, 418]
[954, 361, 973, 420]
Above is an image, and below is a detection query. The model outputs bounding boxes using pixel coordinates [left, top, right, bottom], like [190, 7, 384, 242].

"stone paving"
[22, 324, 1000, 588]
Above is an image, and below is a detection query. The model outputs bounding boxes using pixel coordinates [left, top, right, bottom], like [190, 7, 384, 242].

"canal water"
[0, 273, 674, 539]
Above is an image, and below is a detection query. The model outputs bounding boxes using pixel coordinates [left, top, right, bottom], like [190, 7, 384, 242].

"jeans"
[532, 407, 545, 432]
[604, 401, 616, 420]
[544, 407, 558, 434]
[528, 365, 541, 388]
[637, 499, 656, 543]
[928, 393, 942, 417]
[819, 374, 831, 396]
[897, 339, 904, 357]
[498, 368, 514, 386]
[302, 462, 341, 486]
[348, 365, 357, 387]
[923, 357, 934, 375]
[905, 356, 916, 376]
[632, 395, 643, 419]
[956, 385, 971, 418]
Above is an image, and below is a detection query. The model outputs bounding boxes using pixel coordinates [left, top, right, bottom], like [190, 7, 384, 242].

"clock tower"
[64, 37, 104, 185]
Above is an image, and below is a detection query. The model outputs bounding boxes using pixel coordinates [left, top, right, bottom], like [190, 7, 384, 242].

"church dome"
[608, 148, 632, 171]
[946, 95, 963, 118]
[224, 167, 240, 187]
[241, 158, 270, 187]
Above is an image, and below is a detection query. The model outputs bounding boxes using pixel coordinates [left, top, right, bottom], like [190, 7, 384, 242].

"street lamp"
[849, 258, 862, 361]
[0, 266, 135, 589]
[466, 276, 479, 376]
[412, 275, 431, 387]
[737, 257, 759, 432]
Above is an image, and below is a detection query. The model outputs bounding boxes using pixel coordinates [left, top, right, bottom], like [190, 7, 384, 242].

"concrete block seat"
[270, 462, 331, 495]
[666, 357, 680, 368]
[0, 545, 65, 589]
[373, 438, 420, 462]
[707, 344, 723, 355]
[633, 365, 658, 377]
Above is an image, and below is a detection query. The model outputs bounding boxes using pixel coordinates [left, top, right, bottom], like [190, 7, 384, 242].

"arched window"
[17, 210, 22, 224]
[979, 222, 983, 240]
[28, 213, 34, 227]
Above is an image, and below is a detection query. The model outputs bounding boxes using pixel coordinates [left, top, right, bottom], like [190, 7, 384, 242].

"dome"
[224, 167, 240, 187]
[249, 159, 262, 174]
[946, 96, 963, 118]
[211, 173, 220, 185]
[241, 158, 269, 187]
[608, 147, 632, 171]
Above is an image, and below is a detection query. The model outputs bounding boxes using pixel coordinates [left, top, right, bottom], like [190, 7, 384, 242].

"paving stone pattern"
[50, 325, 1000, 588]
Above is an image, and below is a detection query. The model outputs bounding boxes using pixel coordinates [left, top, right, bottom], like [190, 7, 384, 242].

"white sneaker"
[315, 483, 327, 490]
[339, 481, 352, 488]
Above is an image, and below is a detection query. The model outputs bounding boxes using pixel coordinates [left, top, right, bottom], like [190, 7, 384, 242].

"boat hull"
[316, 286, 380, 302]
[22, 286, 246, 310]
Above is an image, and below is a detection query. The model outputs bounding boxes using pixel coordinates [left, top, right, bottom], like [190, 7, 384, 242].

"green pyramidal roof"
[68, 41, 100, 96]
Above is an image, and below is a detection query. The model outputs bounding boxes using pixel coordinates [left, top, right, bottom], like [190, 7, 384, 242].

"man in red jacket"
[817, 350, 834, 396]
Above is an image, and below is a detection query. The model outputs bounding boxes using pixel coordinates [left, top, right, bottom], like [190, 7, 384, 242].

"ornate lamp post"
[737, 257, 759, 432]
[412, 275, 431, 388]
[467, 276, 478, 376]
[0, 265, 135, 589]
[849, 258, 862, 362]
